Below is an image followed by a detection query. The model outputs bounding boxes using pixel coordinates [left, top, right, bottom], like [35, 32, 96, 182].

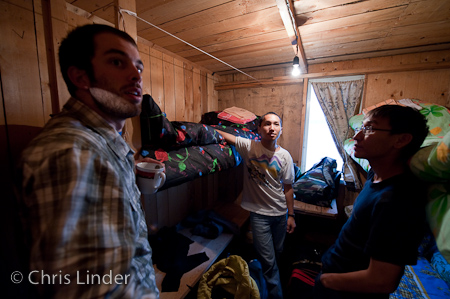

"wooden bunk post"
[114, 0, 137, 39]
[113, 0, 141, 152]
[41, 0, 70, 113]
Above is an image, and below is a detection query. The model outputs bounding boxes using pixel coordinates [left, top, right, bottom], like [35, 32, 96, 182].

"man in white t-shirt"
[216, 112, 295, 299]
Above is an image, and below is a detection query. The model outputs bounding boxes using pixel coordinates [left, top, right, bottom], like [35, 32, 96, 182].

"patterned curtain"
[311, 79, 364, 189]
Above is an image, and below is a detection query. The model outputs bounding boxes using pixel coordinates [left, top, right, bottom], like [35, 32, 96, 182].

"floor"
[184, 214, 345, 298]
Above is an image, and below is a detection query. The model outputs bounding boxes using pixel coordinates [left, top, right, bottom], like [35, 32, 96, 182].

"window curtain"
[311, 79, 364, 190]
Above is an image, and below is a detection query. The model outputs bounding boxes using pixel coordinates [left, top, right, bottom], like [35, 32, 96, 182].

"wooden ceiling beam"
[275, 0, 308, 73]
[214, 58, 450, 90]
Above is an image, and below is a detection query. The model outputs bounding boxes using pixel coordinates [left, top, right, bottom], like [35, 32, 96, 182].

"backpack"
[293, 157, 341, 207]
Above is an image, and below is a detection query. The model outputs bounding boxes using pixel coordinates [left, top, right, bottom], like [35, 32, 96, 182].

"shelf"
[293, 198, 338, 219]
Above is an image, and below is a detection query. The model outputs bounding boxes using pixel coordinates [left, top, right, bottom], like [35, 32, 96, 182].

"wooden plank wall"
[308, 50, 450, 108]
[0, 0, 223, 233]
[365, 69, 450, 107]
[0, 1, 53, 165]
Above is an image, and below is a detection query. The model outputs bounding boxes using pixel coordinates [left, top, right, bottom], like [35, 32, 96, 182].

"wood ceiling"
[67, 0, 450, 75]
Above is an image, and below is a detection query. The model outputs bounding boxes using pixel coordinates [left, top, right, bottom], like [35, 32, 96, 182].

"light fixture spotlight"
[292, 56, 300, 76]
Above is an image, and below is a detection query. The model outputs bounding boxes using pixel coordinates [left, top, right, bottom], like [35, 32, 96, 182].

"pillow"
[218, 106, 257, 124]
[410, 131, 450, 264]
[418, 101, 450, 146]
[348, 113, 364, 131]
[410, 131, 450, 182]
[201, 111, 260, 132]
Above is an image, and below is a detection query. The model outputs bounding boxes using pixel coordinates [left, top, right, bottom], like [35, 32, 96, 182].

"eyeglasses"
[355, 125, 392, 135]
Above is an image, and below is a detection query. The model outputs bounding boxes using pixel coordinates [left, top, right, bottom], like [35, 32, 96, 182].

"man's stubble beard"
[89, 87, 141, 119]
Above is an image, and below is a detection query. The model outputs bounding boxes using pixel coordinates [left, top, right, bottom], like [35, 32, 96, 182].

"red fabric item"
[218, 106, 256, 124]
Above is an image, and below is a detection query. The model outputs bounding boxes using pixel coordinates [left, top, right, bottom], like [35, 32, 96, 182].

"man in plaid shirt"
[16, 24, 159, 298]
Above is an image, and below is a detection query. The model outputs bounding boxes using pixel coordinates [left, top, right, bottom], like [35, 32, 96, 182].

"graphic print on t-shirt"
[248, 154, 282, 188]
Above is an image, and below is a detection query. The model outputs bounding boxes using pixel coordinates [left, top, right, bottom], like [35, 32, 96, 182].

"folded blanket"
[219, 106, 257, 124]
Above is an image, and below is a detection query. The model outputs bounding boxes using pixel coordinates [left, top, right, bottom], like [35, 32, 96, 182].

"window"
[301, 76, 364, 173]
[301, 86, 343, 172]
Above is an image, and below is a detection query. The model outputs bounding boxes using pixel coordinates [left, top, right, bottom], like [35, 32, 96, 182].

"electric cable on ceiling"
[119, 8, 260, 82]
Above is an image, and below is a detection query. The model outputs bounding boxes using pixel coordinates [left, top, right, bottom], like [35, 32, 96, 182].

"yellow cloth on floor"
[197, 255, 260, 299]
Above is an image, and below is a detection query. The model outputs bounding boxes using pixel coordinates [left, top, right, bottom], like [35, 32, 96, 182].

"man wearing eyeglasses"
[314, 105, 429, 299]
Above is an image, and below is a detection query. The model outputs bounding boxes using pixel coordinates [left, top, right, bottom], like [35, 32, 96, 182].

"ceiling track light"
[292, 56, 300, 76]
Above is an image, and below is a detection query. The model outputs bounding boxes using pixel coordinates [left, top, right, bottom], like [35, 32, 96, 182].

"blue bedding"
[390, 220, 450, 298]
[391, 257, 450, 298]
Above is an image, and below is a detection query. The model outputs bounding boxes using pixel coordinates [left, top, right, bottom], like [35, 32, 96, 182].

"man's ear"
[67, 66, 90, 90]
[394, 133, 413, 149]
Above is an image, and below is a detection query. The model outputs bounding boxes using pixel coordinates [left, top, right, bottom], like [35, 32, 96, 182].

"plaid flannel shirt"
[17, 98, 159, 298]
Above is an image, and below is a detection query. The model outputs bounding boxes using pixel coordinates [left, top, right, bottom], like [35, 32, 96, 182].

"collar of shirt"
[60, 97, 135, 161]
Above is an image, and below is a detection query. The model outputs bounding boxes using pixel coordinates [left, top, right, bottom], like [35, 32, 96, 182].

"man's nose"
[130, 66, 142, 82]
[353, 129, 363, 139]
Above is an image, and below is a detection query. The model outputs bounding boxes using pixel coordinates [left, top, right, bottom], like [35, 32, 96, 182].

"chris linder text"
[28, 270, 130, 285]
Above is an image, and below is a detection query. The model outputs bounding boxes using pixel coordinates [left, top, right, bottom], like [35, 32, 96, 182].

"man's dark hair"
[58, 24, 137, 96]
[367, 105, 429, 158]
[259, 112, 282, 127]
